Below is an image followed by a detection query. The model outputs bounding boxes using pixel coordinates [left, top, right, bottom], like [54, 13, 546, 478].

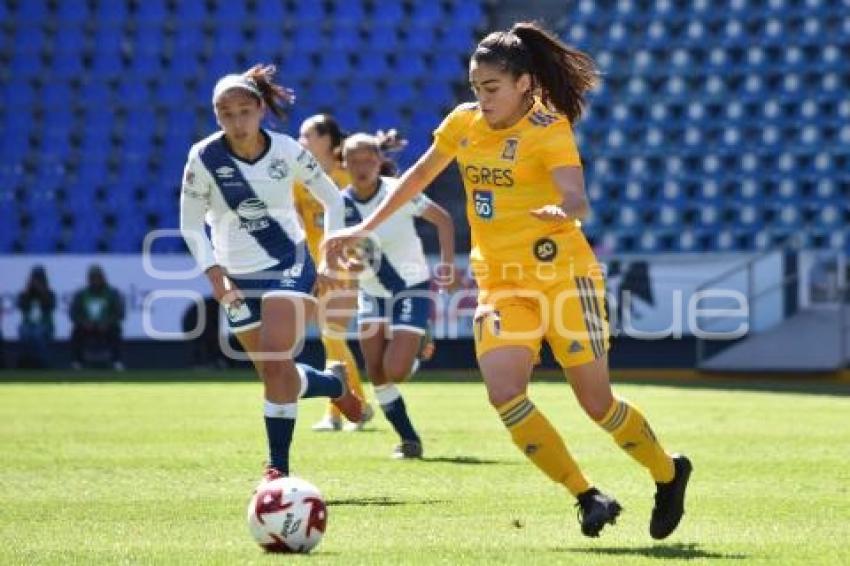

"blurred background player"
[296, 114, 430, 432]
[294, 113, 372, 432]
[178, 65, 363, 481]
[337, 133, 456, 459]
[70, 264, 125, 370]
[327, 23, 691, 538]
[16, 265, 56, 369]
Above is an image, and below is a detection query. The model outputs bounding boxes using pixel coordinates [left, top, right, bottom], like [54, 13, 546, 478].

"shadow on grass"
[422, 455, 508, 465]
[557, 542, 748, 560]
[327, 496, 446, 507]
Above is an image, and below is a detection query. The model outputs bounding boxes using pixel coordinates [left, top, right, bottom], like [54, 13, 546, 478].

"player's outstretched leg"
[496, 393, 622, 537]
[297, 362, 364, 423]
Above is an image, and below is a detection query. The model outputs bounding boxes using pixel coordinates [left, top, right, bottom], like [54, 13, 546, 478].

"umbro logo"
[569, 340, 584, 353]
[216, 166, 235, 179]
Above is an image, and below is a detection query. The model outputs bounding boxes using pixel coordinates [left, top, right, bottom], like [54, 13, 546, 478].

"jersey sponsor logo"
[533, 237, 558, 261]
[500, 138, 519, 162]
[473, 190, 494, 219]
[236, 198, 271, 232]
[215, 165, 236, 179]
[266, 158, 289, 180]
[463, 165, 514, 187]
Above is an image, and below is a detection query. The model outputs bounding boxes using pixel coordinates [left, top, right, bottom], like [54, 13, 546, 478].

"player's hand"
[530, 204, 572, 222]
[207, 265, 244, 308]
[322, 225, 370, 270]
[375, 128, 409, 153]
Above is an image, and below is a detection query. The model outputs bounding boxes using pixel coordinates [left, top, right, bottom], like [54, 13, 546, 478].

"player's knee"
[383, 358, 411, 383]
[367, 362, 388, 385]
[576, 392, 614, 421]
[486, 382, 526, 409]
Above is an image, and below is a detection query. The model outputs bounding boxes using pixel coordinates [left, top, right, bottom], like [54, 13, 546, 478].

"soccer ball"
[247, 476, 328, 553]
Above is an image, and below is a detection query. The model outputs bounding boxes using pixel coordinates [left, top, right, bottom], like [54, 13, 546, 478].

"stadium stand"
[0, 0, 846, 257]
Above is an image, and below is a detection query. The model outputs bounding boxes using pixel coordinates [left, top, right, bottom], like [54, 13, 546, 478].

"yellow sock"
[598, 398, 674, 483]
[497, 394, 590, 496]
[321, 331, 366, 421]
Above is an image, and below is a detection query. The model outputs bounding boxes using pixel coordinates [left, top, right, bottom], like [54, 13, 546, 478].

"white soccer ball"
[247, 476, 327, 553]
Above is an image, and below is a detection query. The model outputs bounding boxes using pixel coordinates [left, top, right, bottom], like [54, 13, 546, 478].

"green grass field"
[2, 372, 849, 564]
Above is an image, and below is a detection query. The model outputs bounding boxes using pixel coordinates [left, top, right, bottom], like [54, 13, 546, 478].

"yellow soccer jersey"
[294, 165, 351, 260]
[433, 100, 586, 270]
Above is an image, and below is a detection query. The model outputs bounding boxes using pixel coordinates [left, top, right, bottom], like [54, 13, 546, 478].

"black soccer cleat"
[575, 488, 622, 537]
[391, 440, 423, 460]
[650, 453, 693, 540]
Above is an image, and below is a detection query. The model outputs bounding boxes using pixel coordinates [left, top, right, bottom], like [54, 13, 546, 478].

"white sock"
[264, 400, 297, 419]
[374, 384, 401, 407]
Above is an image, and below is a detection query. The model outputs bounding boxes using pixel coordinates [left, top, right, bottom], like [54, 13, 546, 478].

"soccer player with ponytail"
[179, 65, 364, 483]
[326, 24, 692, 539]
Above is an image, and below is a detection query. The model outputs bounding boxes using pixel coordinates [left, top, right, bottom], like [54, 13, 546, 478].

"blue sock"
[297, 364, 344, 399]
[375, 384, 420, 442]
[264, 401, 297, 474]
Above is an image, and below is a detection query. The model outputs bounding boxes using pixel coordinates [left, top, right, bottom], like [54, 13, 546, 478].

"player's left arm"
[418, 199, 458, 291]
[530, 166, 590, 222]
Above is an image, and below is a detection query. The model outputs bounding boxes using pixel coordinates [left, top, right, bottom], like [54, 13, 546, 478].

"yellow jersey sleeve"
[433, 103, 478, 156]
[536, 120, 582, 170]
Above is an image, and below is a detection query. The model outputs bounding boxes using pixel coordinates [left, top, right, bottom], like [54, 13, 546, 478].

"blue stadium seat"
[391, 51, 427, 80]
[408, 2, 443, 30]
[333, 0, 365, 26]
[1, 82, 36, 109]
[253, 0, 286, 21]
[385, 82, 416, 109]
[15, 0, 49, 22]
[352, 51, 390, 80]
[315, 51, 352, 80]
[174, 0, 208, 22]
[405, 27, 438, 53]
[371, 1, 404, 27]
[364, 24, 399, 52]
[292, 1, 325, 25]
[329, 23, 362, 52]
[448, 1, 484, 27]
[346, 82, 380, 112]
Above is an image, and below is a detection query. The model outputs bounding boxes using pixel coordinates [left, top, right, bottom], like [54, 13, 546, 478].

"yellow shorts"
[473, 270, 610, 369]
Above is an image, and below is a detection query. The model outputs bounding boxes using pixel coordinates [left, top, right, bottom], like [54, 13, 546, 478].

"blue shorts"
[224, 254, 317, 332]
[357, 280, 432, 334]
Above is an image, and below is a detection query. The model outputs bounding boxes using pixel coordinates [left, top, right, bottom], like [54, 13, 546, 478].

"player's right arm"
[178, 149, 242, 307]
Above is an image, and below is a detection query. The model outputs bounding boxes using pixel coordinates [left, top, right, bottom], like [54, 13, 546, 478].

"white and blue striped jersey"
[343, 176, 432, 297]
[179, 129, 345, 274]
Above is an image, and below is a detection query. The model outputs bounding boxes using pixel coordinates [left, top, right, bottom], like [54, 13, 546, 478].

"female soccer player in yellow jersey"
[294, 114, 372, 432]
[326, 23, 692, 539]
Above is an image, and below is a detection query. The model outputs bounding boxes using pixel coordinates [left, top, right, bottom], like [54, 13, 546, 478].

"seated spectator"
[17, 265, 56, 369]
[70, 265, 126, 370]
